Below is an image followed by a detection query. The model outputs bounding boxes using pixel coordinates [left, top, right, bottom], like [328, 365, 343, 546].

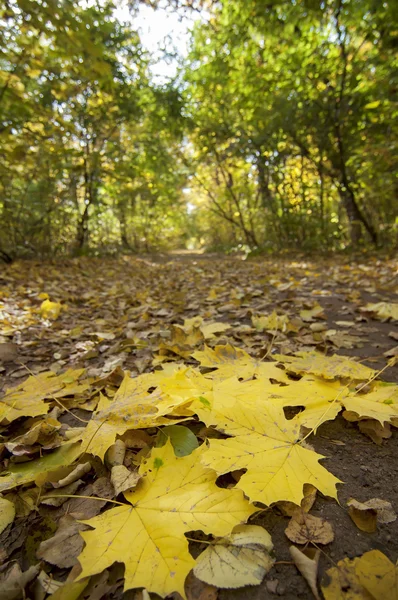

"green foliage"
[0, 0, 396, 257]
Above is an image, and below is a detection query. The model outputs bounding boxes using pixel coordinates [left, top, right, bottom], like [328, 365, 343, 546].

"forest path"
[0, 254, 397, 599]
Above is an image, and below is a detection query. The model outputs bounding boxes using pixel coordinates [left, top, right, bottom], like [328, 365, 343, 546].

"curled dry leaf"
[347, 497, 397, 533]
[285, 511, 334, 545]
[53, 462, 91, 488]
[289, 546, 321, 600]
[358, 420, 392, 445]
[105, 439, 126, 468]
[0, 443, 82, 492]
[194, 524, 274, 589]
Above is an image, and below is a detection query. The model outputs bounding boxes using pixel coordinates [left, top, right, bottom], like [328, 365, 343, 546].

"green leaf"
[156, 425, 199, 457]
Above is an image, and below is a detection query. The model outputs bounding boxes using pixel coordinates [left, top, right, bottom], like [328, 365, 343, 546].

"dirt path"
[0, 254, 397, 599]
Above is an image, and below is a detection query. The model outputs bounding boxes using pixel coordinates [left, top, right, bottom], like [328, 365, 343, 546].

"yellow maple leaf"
[322, 549, 398, 599]
[196, 392, 340, 506]
[343, 385, 398, 424]
[77, 442, 256, 598]
[192, 344, 289, 382]
[40, 298, 63, 320]
[0, 369, 89, 424]
[270, 376, 347, 429]
[159, 324, 204, 358]
[79, 373, 193, 459]
[275, 351, 375, 380]
[252, 311, 296, 333]
[272, 376, 398, 428]
[154, 366, 213, 402]
[361, 302, 398, 322]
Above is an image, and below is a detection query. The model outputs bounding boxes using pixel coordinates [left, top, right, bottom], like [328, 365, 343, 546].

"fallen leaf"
[276, 484, 317, 517]
[156, 425, 199, 457]
[300, 303, 325, 322]
[105, 439, 126, 467]
[40, 298, 63, 320]
[0, 562, 40, 600]
[361, 302, 398, 321]
[275, 351, 375, 380]
[285, 511, 334, 545]
[289, 546, 320, 600]
[358, 419, 392, 444]
[111, 465, 141, 495]
[321, 549, 398, 599]
[37, 515, 88, 568]
[53, 462, 91, 488]
[197, 391, 340, 506]
[0, 498, 15, 534]
[0, 443, 82, 492]
[347, 497, 396, 532]
[78, 374, 190, 459]
[41, 479, 84, 506]
[76, 441, 256, 598]
[193, 524, 274, 589]
[0, 369, 89, 424]
[185, 571, 217, 600]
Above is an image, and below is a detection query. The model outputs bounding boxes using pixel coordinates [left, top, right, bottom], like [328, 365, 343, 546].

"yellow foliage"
[77, 442, 256, 598]
[322, 549, 398, 599]
[0, 369, 89, 424]
[40, 298, 63, 320]
[275, 351, 376, 380]
[361, 302, 398, 321]
[79, 373, 194, 459]
[196, 391, 341, 505]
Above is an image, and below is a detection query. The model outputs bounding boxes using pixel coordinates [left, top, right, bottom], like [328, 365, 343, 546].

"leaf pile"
[0, 255, 397, 599]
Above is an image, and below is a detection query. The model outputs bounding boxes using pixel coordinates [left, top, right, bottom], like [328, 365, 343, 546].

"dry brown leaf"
[105, 439, 126, 467]
[65, 477, 114, 520]
[53, 462, 91, 488]
[37, 515, 88, 568]
[0, 562, 40, 600]
[290, 546, 321, 600]
[285, 511, 334, 545]
[358, 420, 392, 445]
[347, 497, 397, 532]
[120, 430, 153, 449]
[111, 465, 141, 495]
[276, 484, 317, 517]
[185, 571, 218, 600]
[41, 479, 83, 506]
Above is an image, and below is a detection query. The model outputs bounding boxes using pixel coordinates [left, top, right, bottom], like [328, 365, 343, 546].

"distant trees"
[0, 0, 396, 258]
[183, 0, 397, 250]
[0, 0, 187, 258]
